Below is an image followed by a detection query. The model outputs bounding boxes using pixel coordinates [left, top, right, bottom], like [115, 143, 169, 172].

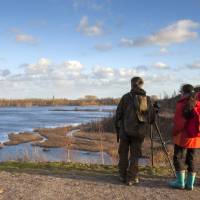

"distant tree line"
[0, 91, 185, 108]
[0, 96, 120, 107]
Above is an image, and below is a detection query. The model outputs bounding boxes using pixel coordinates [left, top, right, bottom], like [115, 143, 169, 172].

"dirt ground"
[0, 170, 200, 200]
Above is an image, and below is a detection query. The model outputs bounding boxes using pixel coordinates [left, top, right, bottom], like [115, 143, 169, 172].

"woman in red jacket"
[170, 84, 200, 190]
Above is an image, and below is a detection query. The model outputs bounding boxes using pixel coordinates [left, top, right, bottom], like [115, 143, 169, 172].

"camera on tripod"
[149, 98, 176, 176]
[153, 101, 161, 114]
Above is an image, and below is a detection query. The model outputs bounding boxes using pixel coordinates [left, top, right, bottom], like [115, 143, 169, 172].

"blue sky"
[0, 0, 200, 99]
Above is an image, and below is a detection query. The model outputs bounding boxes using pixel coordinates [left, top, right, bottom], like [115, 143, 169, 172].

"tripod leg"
[150, 125, 154, 167]
[154, 122, 176, 177]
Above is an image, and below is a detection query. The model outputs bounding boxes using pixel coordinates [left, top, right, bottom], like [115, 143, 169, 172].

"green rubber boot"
[169, 171, 185, 189]
[185, 172, 196, 191]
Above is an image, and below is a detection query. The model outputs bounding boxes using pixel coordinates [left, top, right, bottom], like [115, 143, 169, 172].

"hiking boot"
[185, 172, 196, 191]
[126, 178, 139, 186]
[169, 171, 185, 189]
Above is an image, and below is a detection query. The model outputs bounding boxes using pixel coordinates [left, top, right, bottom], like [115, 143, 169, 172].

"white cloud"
[187, 61, 200, 69]
[63, 61, 83, 71]
[160, 47, 169, 54]
[22, 58, 51, 75]
[136, 65, 148, 71]
[0, 58, 183, 98]
[94, 43, 112, 52]
[120, 19, 199, 47]
[92, 66, 145, 80]
[15, 34, 38, 44]
[120, 37, 135, 47]
[77, 16, 104, 36]
[21, 58, 84, 79]
[53, 60, 84, 78]
[152, 62, 169, 69]
[0, 69, 10, 77]
[145, 74, 175, 83]
[92, 66, 115, 79]
[117, 68, 144, 78]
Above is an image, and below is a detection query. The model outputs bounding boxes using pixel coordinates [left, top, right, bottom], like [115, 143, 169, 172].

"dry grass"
[14, 147, 47, 162]
[4, 132, 43, 146]
[78, 116, 115, 133]
[2, 125, 172, 167]
[33, 127, 72, 148]
[74, 131, 116, 143]
[78, 110, 174, 143]
[73, 131, 118, 157]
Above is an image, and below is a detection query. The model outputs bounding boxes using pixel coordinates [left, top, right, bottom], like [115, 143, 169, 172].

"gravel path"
[0, 170, 200, 200]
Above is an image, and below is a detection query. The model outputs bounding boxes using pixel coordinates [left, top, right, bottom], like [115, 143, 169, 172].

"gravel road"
[0, 170, 200, 200]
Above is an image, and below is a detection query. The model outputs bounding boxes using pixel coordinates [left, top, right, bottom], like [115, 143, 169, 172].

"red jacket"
[173, 96, 200, 148]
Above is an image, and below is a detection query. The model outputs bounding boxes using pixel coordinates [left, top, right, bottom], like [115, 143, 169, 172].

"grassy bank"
[0, 161, 171, 177]
[0, 100, 176, 167]
[4, 132, 43, 146]
[1, 116, 174, 166]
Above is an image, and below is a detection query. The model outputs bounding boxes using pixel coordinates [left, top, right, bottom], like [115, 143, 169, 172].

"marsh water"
[0, 105, 149, 165]
[0, 105, 117, 164]
[0, 106, 115, 142]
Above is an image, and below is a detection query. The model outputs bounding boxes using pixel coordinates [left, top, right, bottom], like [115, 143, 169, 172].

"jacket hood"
[130, 87, 146, 96]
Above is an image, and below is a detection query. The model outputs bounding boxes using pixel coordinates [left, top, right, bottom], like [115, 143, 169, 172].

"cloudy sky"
[0, 0, 200, 99]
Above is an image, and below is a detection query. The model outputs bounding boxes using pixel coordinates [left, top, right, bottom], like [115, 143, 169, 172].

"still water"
[0, 105, 119, 164]
[0, 105, 116, 142]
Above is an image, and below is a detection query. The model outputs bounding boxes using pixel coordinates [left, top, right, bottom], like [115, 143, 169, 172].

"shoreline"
[0, 122, 82, 145]
[0, 122, 171, 164]
[0, 108, 175, 166]
[0, 121, 121, 166]
[2, 126, 118, 155]
[0, 104, 116, 144]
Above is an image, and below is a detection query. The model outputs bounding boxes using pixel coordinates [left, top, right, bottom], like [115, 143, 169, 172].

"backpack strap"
[129, 92, 138, 111]
[129, 92, 134, 100]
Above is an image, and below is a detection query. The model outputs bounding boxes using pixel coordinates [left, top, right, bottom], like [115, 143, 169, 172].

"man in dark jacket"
[115, 77, 153, 186]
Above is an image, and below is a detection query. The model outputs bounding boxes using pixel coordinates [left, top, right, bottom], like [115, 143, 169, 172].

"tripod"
[150, 117, 176, 177]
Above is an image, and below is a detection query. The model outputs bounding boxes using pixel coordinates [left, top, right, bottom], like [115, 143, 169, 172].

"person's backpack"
[123, 93, 149, 136]
[133, 94, 148, 122]
[183, 93, 197, 119]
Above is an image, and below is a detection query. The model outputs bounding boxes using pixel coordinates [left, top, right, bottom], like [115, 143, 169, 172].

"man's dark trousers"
[118, 135, 144, 182]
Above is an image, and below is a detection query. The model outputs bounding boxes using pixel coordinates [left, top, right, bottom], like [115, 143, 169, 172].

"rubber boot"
[169, 171, 185, 189]
[185, 172, 196, 191]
